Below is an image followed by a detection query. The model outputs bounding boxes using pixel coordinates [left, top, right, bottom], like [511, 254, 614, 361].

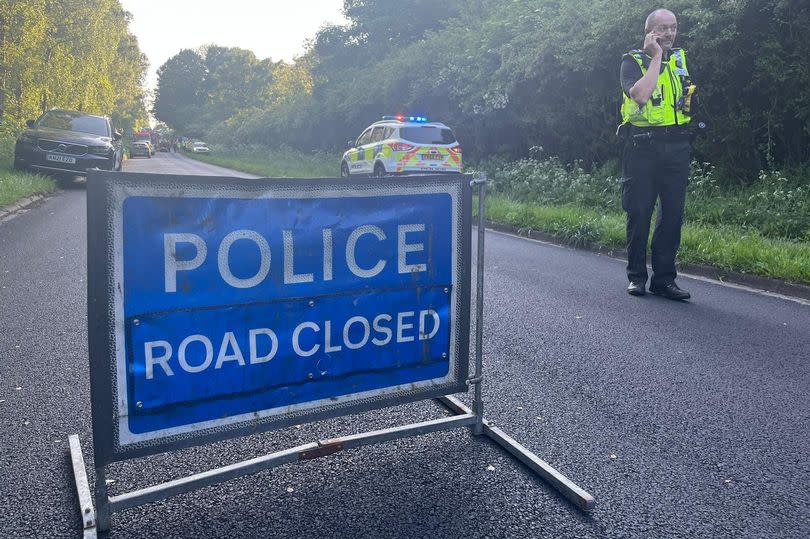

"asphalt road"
[120, 150, 260, 177]
[1, 153, 808, 538]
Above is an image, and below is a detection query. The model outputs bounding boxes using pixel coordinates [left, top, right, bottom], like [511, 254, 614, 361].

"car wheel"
[55, 175, 74, 188]
[373, 163, 386, 178]
[341, 162, 350, 177]
[13, 156, 26, 172]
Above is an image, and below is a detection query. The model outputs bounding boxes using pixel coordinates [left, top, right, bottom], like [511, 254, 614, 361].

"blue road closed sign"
[87, 173, 471, 458]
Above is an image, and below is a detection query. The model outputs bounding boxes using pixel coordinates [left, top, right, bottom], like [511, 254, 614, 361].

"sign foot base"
[70, 413, 478, 530]
[68, 435, 98, 538]
[435, 395, 595, 512]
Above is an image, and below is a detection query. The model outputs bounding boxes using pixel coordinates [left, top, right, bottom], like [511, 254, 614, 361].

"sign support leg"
[471, 176, 487, 436]
[95, 464, 111, 532]
[438, 174, 595, 513]
[71, 414, 478, 525]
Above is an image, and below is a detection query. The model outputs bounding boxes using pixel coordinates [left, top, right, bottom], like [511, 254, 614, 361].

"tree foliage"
[153, 49, 207, 135]
[154, 46, 277, 138]
[154, 0, 810, 181]
[0, 0, 148, 135]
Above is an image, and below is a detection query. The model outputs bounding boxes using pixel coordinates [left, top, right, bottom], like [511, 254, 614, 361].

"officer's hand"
[643, 31, 663, 57]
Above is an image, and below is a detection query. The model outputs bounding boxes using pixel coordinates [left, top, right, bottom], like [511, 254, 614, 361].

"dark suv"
[13, 109, 123, 176]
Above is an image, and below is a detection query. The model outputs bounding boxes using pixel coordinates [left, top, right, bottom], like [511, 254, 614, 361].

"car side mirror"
[26, 119, 35, 128]
[113, 131, 122, 141]
[347, 139, 355, 149]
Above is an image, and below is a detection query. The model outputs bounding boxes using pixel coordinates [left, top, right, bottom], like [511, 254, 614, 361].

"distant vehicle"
[13, 109, 123, 176]
[341, 115, 462, 177]
[134, 138, 154, 156]
[134, 129, 157, 154]
[191, 142, 211, 154]
[129, 141, 151, 159]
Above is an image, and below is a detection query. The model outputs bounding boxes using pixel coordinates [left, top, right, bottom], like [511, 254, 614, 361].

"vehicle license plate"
[46, 154, 76, 164]
[421, 154, 444, 161]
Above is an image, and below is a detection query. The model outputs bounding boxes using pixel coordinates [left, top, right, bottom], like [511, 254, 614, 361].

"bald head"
[644, 9, 678, 51]
[645, 9, 676, 32]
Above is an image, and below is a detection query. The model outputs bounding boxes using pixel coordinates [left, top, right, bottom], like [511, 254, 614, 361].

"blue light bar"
[381, 115, 429, 122]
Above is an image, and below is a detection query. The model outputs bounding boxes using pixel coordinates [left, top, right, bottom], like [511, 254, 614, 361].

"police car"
[341, 116, 462, 177]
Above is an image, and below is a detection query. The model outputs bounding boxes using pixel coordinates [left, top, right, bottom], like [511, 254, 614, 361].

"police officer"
[619, 9, 695, 300]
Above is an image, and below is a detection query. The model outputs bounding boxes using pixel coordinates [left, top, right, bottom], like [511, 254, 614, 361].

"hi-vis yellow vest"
[621, 48, 692, 127]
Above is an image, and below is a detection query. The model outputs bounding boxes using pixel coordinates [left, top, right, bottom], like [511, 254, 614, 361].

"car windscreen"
[38, 111, 109, 136]
[399, 127, 456, 145]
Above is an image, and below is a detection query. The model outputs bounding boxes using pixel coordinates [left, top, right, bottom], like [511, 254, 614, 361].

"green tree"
[153, 49, 207, 135]
[0, 0, 147, 134]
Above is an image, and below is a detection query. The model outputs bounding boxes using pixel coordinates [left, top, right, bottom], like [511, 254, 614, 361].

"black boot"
[649, 282, 690, 301]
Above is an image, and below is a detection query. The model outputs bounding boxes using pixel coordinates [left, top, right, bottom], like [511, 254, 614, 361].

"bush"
[486, 155, 810, 242]
[743, 170, 810, 240]
[687, 164, 810, 240]
[488, 149, 622, 211]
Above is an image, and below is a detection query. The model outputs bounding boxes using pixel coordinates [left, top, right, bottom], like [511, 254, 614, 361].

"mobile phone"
[656, 37, 663, 46]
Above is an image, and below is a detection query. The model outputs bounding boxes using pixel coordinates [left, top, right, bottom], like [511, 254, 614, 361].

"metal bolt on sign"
[69, 171, 593, 535]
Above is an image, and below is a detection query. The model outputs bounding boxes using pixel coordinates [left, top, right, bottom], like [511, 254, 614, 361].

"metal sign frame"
[69, 172, 594, 537]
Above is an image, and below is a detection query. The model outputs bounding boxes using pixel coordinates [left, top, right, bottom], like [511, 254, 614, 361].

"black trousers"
[621, 136, 690, 287]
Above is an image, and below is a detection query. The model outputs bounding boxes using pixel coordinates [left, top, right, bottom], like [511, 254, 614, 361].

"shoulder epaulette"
[624, 50, 650, 69]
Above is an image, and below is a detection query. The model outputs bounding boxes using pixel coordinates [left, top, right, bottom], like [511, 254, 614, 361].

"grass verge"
[486, 197, 810, 285]
[183, 148, 338, 178]
[0, 168, 55, 208]
[0, 134, 56, 208]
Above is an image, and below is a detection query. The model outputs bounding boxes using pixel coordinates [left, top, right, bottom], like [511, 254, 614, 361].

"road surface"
[0, 152, 808, 538]
[119, 151, 260, 177]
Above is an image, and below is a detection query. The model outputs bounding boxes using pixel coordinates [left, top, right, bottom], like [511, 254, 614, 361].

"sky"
[120, 0, 348, 94]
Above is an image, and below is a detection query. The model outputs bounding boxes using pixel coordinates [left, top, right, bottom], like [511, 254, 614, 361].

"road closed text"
[142, 309, 441, 380]
[126, 285, 452, 417]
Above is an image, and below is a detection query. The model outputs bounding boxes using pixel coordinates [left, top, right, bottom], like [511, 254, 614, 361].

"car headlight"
[88, 145, 113, 156]
[18, 134, 36, 145]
